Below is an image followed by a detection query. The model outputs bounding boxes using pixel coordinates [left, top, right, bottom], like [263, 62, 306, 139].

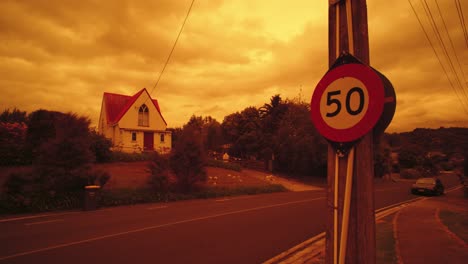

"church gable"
[119, 89, 167, 130]
[101, 88, 167, 130]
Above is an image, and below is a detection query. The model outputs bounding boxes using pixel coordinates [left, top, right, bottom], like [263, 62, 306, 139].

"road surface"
[0, 174, 459, 264]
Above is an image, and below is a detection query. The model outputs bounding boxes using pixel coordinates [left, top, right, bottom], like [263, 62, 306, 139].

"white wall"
[119, 90, 167, 131]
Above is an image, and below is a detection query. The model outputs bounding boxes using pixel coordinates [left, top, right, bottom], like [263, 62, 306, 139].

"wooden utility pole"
[326, 0, 376, 263]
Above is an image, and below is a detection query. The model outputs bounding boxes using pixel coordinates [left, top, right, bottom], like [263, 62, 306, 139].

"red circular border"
[310, 63, 384, 143]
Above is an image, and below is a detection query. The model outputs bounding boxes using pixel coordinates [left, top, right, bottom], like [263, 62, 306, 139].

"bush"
[4, 172, 33, 195]
[3, 169, 89, 214]
[170, 127, 206, 192]
[206, 159, 242, 172]
[148, 152, 171, 194]
[90, 131, 112, 163]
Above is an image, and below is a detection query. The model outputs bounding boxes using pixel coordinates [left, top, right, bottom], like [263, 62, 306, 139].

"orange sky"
[0, 0, 467, 132]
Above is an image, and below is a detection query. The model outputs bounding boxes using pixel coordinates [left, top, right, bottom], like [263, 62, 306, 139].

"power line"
[421, 0, 468, 103]
[148, 0, 195, 99]
[407, 0, 468, 113]
[455, 0, 468, 47]
[435, 0, 468, 97]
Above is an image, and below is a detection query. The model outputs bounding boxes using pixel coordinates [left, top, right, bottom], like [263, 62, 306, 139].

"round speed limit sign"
[310, 63, 385, 143]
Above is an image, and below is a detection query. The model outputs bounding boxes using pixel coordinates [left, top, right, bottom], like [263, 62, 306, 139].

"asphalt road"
[0, 174, 460, 264]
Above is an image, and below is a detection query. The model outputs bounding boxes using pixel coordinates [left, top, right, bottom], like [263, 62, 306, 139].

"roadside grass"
[101, 184, 287, 207]
[206, 159, 242, 172]
[0, 184, 287, 215]
[0, 162, 287, 215]
[376, 215, 398, 264]
[439, 209, 468, 244]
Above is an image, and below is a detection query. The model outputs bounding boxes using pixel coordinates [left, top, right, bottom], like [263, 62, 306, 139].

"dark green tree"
[222, 107, 262, 159]
[25, 110, 59, 163]
[274, 102, 327, 176]
[170, 127, 206, 192]
[89, 130, 112, 163]
[0, 122, 28, 166]
[32, 112, 96, 192]
[398, 144, 423, 169]
[0, 108, 28, 165]
[148, 152, 171, 194]
[0, 108, 27, 123]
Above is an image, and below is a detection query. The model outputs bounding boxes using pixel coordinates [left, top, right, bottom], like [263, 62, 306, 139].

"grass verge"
[0, 184, 287, 215]
[376, 214, 398, 264]
[206, 159, 242, 172]
[439, 209, 468, 244]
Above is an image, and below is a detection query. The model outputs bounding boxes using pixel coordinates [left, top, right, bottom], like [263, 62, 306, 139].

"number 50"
[326, 87, 365, 117]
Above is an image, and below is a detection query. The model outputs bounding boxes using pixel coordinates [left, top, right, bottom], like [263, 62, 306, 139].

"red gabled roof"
[103, 88, 167, 125]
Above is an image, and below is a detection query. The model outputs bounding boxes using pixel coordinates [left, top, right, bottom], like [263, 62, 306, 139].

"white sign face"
[319, 77, 369, 130]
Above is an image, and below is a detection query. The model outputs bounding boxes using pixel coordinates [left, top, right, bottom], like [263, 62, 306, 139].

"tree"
[203, 117, 223, 152]
[32, 111, 95, 192]
[222, 107, 262, 159]
[0, 108, 27, 123]
[398, 144, 423, 169]
[0, 108, 28, 166]
[170, 127, 206, 192]
[25, 110, 58, 163]
[89, 130, 112, 163]
[184, 115, 224, 153]
[374, 138, 392, 178]
[148, 152, 171, 194]
[259, 95, 288, 138]
[0, 122, 27, 166]
[274, 102, 327, 176]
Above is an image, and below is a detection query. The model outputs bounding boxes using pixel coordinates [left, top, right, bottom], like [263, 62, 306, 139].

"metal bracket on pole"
[329, 0, 343, 5]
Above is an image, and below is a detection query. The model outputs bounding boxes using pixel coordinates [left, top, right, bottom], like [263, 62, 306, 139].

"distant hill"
[385, 127, 468, 157]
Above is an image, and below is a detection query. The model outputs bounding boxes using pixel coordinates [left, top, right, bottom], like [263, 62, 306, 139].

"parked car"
[411, 177, 444, 196]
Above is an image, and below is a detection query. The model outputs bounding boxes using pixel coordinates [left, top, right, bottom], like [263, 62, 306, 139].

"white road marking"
[215, 198, 231, 202]
[215, 195, 256, 202]
[0, 214, 54, 223]
[446, 185, 462, 193]
[25, 219, 64, 226]
[0, 212, 79, 223]
[147, 206, 168, 210]
[0, 196, 325, 261]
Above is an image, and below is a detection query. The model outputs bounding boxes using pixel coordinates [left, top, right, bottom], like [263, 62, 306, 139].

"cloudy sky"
[0, 0, 467, 132]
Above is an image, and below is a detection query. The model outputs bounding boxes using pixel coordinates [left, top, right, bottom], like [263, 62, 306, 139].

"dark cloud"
[0, 0, 466, 131]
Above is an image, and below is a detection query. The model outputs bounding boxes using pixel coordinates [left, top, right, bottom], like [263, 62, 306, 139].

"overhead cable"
[408, 0, 468, 113]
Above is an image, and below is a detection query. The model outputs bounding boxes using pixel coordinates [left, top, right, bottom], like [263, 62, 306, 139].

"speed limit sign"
[310, 63, 385, 143]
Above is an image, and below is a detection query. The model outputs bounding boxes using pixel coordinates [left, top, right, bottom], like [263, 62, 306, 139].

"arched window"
[138, 104, 149, 126]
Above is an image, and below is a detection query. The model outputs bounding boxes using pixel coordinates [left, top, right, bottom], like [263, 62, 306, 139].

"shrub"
[1, 171, 83, 214]
[4, 172, 33, 195]
[90, 131, 112, 163]
[170, 127, 206, 192]
[148, 152, 171, 194]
